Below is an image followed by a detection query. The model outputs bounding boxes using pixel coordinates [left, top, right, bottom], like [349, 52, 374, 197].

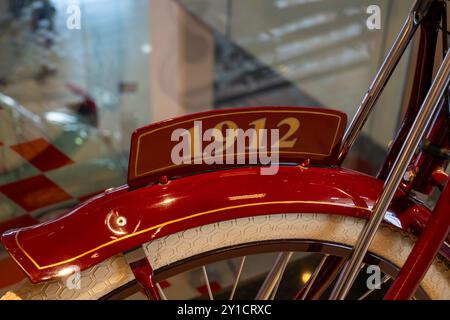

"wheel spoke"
[299, 254, 329, 300]
[329, 262, 365, 299]
[202, 266, 214, 300]
[269, 274, 283, 300]
[357, 275, 390, 300]
[293, 255, 346, 300]
[156, 283, 167, 300]
[229, 256, 246, 300]
[255, 252, 293, 300]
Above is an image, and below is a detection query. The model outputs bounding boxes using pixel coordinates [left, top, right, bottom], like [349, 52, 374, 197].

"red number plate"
[128, 107, 347, 188]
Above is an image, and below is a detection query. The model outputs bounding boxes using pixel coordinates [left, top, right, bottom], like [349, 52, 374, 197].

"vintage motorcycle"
[1, 0, 449, 300]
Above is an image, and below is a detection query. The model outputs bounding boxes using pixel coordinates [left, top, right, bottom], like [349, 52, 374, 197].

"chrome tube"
[337, 0, 434, 164]
[330, 48, 450, 300]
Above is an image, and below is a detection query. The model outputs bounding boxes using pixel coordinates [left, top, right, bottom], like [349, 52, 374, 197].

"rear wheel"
[3, 213, 449, 300]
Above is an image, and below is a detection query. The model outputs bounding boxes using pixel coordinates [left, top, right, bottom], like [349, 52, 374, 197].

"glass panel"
[0, 0, 414, 225]
[180, 0, 414, 173]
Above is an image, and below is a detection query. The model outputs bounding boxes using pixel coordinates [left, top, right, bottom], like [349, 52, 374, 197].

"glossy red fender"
[1, 166, 431, 283]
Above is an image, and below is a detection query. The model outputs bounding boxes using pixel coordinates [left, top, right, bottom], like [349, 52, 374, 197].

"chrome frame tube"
[337, 0, 435, 164]
[330, 48, 450, 300]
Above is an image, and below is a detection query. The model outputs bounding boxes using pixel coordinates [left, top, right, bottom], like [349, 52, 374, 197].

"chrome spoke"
[156, 283, 167, 300]
[269, 271, 284, 300]
[202, 265, 214, 300]
[329, 262, 365, 299]
[299, 254, 329, 300]
[229, 256, 246, 300]
[358, 275, 390, 300]
[255, 252, 293, 300]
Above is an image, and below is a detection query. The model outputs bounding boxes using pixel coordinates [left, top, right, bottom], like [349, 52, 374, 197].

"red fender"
[1, 166, 431, 283]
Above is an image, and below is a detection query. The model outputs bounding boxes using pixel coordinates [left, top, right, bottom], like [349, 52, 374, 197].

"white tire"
[2, 214, 449, 300]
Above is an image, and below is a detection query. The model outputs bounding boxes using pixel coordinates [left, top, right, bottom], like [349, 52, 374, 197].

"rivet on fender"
[158, 175, 169, 185]
[298, 158, 311, 170]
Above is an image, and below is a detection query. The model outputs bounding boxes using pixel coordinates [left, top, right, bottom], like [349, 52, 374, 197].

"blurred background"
[0, 0, 417, 292]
